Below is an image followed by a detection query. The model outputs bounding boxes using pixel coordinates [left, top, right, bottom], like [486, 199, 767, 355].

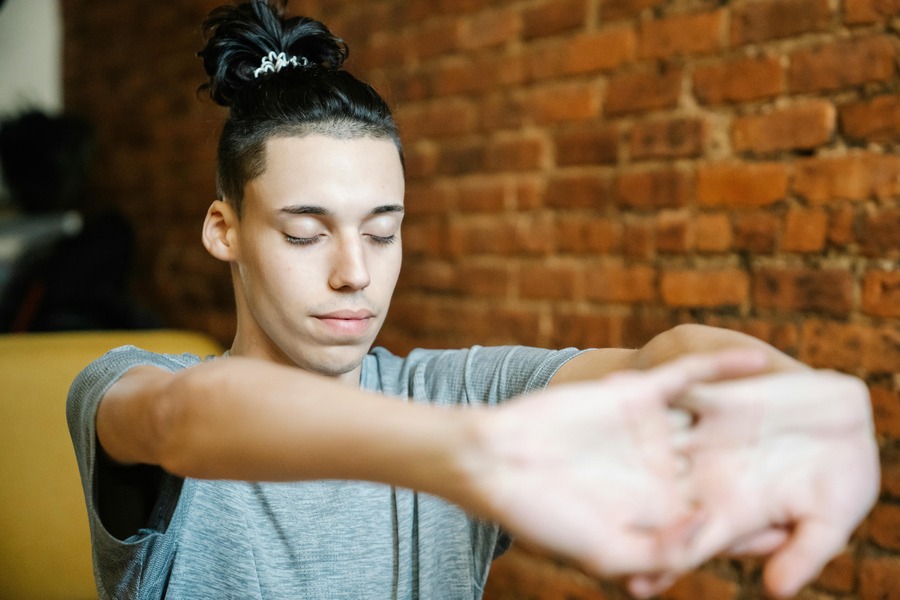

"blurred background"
[1, 0, 898, 598]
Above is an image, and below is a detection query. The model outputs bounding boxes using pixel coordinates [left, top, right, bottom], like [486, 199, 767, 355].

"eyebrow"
[278, 204, 405, 217]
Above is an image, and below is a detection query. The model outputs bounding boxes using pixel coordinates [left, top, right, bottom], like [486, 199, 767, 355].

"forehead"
[245, 135, 405, 214]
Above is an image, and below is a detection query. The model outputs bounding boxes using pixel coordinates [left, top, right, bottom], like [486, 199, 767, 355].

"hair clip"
[253, 51, 310, 78]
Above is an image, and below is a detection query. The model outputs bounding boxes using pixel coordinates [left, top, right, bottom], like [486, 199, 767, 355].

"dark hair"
[198, 0, 403, 214]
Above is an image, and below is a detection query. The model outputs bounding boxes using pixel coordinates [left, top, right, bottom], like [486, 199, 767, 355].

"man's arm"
[95, 349, 766, 580]
[97, 357, 479, 501]
[550, 323, 804, 385]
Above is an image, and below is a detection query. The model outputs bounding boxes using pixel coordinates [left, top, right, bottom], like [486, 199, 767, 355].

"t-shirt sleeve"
[65, 345, 203, 596]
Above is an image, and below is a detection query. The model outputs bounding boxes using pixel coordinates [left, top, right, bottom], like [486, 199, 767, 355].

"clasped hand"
[480, 351, 879, 599]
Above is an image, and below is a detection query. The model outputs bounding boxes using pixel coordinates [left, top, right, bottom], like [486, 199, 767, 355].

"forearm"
[99, 357, 484, 505]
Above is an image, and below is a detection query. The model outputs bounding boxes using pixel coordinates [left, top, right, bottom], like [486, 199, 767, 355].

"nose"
[328, 234, 370, 291]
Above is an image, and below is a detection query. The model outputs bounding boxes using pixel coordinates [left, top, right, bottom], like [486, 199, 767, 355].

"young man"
[67, 3, 879, 599]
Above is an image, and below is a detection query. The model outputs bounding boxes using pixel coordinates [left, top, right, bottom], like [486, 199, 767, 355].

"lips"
[317, 309, 375, 320]
[313, 309, 376, 337]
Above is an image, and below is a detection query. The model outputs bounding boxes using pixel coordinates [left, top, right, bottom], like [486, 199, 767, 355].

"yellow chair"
[0, 330, 222, 599]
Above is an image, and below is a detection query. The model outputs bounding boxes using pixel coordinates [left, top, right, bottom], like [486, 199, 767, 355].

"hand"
[471, 350, 769, 580]
[668, 370, 880, 598]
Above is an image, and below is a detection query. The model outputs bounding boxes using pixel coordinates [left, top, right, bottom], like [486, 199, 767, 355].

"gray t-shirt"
[67, 344, 581, 599]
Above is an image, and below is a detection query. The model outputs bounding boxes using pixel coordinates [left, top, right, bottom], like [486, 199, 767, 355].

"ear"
[202, 200, 240, 262]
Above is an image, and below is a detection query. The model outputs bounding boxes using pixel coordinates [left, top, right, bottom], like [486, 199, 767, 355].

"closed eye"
[284, 234, 322, 246]
[367, 234, 397, 246]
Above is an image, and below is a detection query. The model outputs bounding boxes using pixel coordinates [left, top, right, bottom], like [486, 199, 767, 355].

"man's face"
[228, 135, 404, 382]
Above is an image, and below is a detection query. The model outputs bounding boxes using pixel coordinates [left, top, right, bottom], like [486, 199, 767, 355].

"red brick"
[731, 100, 836, 155]
[702, 317, 801, 356]
[697, 163, 789, 207]
[639, 10, 725, 59]
[601, 0, 666, 20]
[362, 31, 410, 70]
[731, 0, 832, 45]
[661, 269, 749, 308]
[471, 51, 527, 90]
[514, 177, 544, 210]
[782, 208, 828, 253]
[436, 141, 486, 176]
[884, 458, 900, 497]
[554, 127, 620, 166]
[428, 61, 477, 97]
[656, 211, 692, 254]
[863, 323, 900, 373]
[550, 311, 624, 349]
[814, 550, 856, 594]
[397, 260, 457, 293]
[545, 174, 612, 210]
[752, 268, 854, 316]
[859, 208, 900, 258]
[435, 0, 487, 14]
[613, 168, 691, 210]
[480, 93, 526, 132]
[518, 262, 581, 300]
[405, 182, 454, 216]
[404, 144, 438, 180]
[453, 217, 555, 259]
[844, 0, 900, 24]
[871, 387, 900, 440]
[585, 262, 657, 304]
[485, 136, 547, 172]
[789, 35, 897, 93]
[840, 93, 900, 143]
[396, 99, 477, 139]
[448, 217, 514, 257]
[485, 547, 609, 600]
[695, 213, 732, 253]
[623, 220, 655, 260]
[801, 321, 900, 373]
[660, 570, 738, 600]
[522, 0, 587, 40]
[793, 153, 900, 203]
[629, 117, 707, 160]
[529, 82, 600, 124]
[859, 556, 900, 600]
[556, 216, 622, 255]
[605, 67, 683, 116]
[828, 205, 857, 246]
[411, 19, 462, 62]
[403, 218, 448, 258]
[382, 70, 429, 103]
[460, 8, 520, 51]
[692, 55, 784, 105]
[799, 320, 868, 370]
[862, 271, 900, 317]
[622, 312, 682, 348]
[530, 28, 637, 80]
[455, 262, 511, 297]
[456, 178, 507, 213]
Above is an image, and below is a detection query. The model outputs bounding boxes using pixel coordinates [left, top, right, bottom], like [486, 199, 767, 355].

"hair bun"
[198, 0, 348, 107]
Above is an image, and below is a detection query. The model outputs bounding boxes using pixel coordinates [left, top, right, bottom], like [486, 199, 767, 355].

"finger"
[723, 527, 789, 556]
[762, 520, 850, 599]
[644, 349, 769, 401]
[627, 571, 682, 599]
[672, 510, 755, 573]
[589, 528, 684, 578]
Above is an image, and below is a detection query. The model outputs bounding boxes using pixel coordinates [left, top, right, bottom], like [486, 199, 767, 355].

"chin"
[296, 348, 367, 379]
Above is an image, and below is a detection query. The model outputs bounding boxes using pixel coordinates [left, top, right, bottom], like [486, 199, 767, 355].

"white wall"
[0, 0, 63, 115]
[0, 0, 62, 203]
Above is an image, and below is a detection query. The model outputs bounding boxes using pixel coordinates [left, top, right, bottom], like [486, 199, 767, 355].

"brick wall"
[62, 0, 900, 598]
